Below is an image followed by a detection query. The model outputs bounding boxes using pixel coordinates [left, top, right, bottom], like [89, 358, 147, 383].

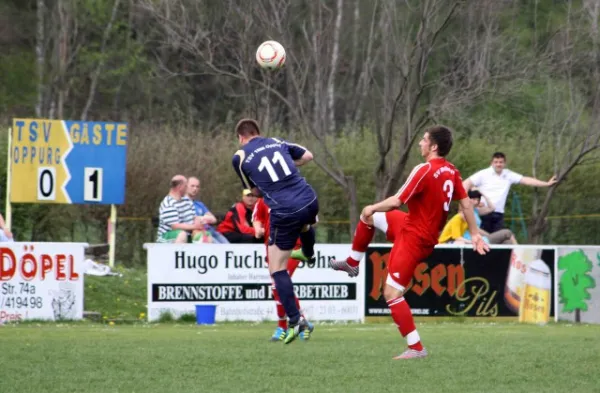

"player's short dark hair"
[426, 125, 453, 157]
[492, 152, 506, 160]
[468, 190, 482, 200]
[236, 118, 261, 137]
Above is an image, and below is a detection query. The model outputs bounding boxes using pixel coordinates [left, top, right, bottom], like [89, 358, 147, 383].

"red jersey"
[395, 157, 467, 246]
[252, 198, 271, 246]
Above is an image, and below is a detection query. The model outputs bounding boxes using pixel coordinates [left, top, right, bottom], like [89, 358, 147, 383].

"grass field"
[1, 321, 599, 393]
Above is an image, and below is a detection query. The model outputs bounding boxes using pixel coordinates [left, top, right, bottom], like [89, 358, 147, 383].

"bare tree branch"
[81, 0, 121, 120]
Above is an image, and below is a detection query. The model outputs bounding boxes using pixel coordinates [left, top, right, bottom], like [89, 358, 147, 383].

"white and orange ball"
[256, 40, 286, 70]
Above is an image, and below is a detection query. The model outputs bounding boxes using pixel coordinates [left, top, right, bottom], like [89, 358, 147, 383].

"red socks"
[387, 296, 423, 351]
[347, 219, 375, 267]
[287, 258, 300, 276]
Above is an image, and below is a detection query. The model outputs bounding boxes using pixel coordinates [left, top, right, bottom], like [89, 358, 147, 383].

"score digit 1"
[84, 167, 103, 202]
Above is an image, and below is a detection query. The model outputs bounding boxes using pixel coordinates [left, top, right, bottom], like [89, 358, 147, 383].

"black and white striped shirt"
[157, 195, 196, 240]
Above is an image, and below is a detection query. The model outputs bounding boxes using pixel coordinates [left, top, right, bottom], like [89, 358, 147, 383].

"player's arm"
[294, 151, 313, 167]
[252, 201, 266, 238]
[454, 171, 488, 254]
[459, 198, 489, 255]
[281, 139, 313, 166]
[363, 163, 430, 218]
[232, 150, 256, 190]
[362, 196, 402, 217]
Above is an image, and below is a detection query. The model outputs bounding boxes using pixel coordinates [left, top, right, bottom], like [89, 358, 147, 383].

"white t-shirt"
[469, 167, 523, 214]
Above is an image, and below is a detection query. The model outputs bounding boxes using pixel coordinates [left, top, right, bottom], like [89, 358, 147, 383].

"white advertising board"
[145, 243, 364, 322]
[0, 242, 86, 322]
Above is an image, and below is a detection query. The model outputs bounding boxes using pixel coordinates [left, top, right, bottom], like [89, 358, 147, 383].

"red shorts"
[383, 211, 434, 290]
[384, 210, 408, 242]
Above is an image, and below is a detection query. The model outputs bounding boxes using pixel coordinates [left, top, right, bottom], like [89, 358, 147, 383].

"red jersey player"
[330, 125, 488, 359]
[252, 197, 313, 341]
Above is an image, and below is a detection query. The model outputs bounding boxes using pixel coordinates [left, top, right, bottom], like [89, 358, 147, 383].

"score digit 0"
[37, 167, 56, 201]
[84, 167, 103, 202]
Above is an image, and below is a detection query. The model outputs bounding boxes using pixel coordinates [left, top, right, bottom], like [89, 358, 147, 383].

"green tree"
[558, 250, 596, 323]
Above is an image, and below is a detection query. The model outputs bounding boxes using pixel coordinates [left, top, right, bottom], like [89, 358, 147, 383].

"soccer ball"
[256, 40, 286, 69]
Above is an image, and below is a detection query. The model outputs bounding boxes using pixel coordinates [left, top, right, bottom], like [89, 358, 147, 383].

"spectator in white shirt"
[462, 152, 557, 233]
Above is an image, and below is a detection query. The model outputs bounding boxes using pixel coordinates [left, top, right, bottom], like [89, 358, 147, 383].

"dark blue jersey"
[232, 137, 316, 213]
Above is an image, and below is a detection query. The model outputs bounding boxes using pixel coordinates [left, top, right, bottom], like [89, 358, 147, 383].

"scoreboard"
[9, 118, 128, 205]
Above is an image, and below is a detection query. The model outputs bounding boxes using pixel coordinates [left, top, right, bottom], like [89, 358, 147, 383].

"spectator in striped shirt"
[156, 175, 204, 243]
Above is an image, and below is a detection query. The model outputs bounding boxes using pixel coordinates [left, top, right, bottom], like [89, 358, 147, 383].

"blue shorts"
[268, 198, 319, 250]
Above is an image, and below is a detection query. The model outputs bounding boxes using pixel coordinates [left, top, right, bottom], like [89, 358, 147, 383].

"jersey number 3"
[258, 151, 291, 182]
[443, 179, 454, 211]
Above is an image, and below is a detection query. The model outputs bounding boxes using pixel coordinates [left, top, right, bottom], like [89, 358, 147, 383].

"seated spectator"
[185, 176, 229, 244]
[217, 189, 264, 243]
[0, 213, 13, 242]
[439, 190, 517, 245]
[467, 189, 517, 245]
[156, 175, 204, 243]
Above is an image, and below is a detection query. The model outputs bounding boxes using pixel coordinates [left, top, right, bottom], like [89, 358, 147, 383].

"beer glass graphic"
[518, 259, 551, 324]
[504, 248, 541, 313]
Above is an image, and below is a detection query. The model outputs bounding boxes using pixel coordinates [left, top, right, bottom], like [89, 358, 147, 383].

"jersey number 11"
[258, 151, 291, 182]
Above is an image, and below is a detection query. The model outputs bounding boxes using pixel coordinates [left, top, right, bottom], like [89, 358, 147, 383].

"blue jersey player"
[232, 118, 318, 344]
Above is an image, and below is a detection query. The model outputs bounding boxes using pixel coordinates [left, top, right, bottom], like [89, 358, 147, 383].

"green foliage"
[0, 51, 36, 115]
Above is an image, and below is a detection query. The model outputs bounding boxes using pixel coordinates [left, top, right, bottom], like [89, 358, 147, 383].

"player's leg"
[285, 256, 313, 340]
[270, 283, 288, 341]
[267, 247, 288, 341]
[279, 201, 318, 344]
[384, 238, 431, 360]
[267, 211, 310, 344]
[290, 211, 319, 267]
[330, 210, 405, 277]
[286, 258, 303, 319]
